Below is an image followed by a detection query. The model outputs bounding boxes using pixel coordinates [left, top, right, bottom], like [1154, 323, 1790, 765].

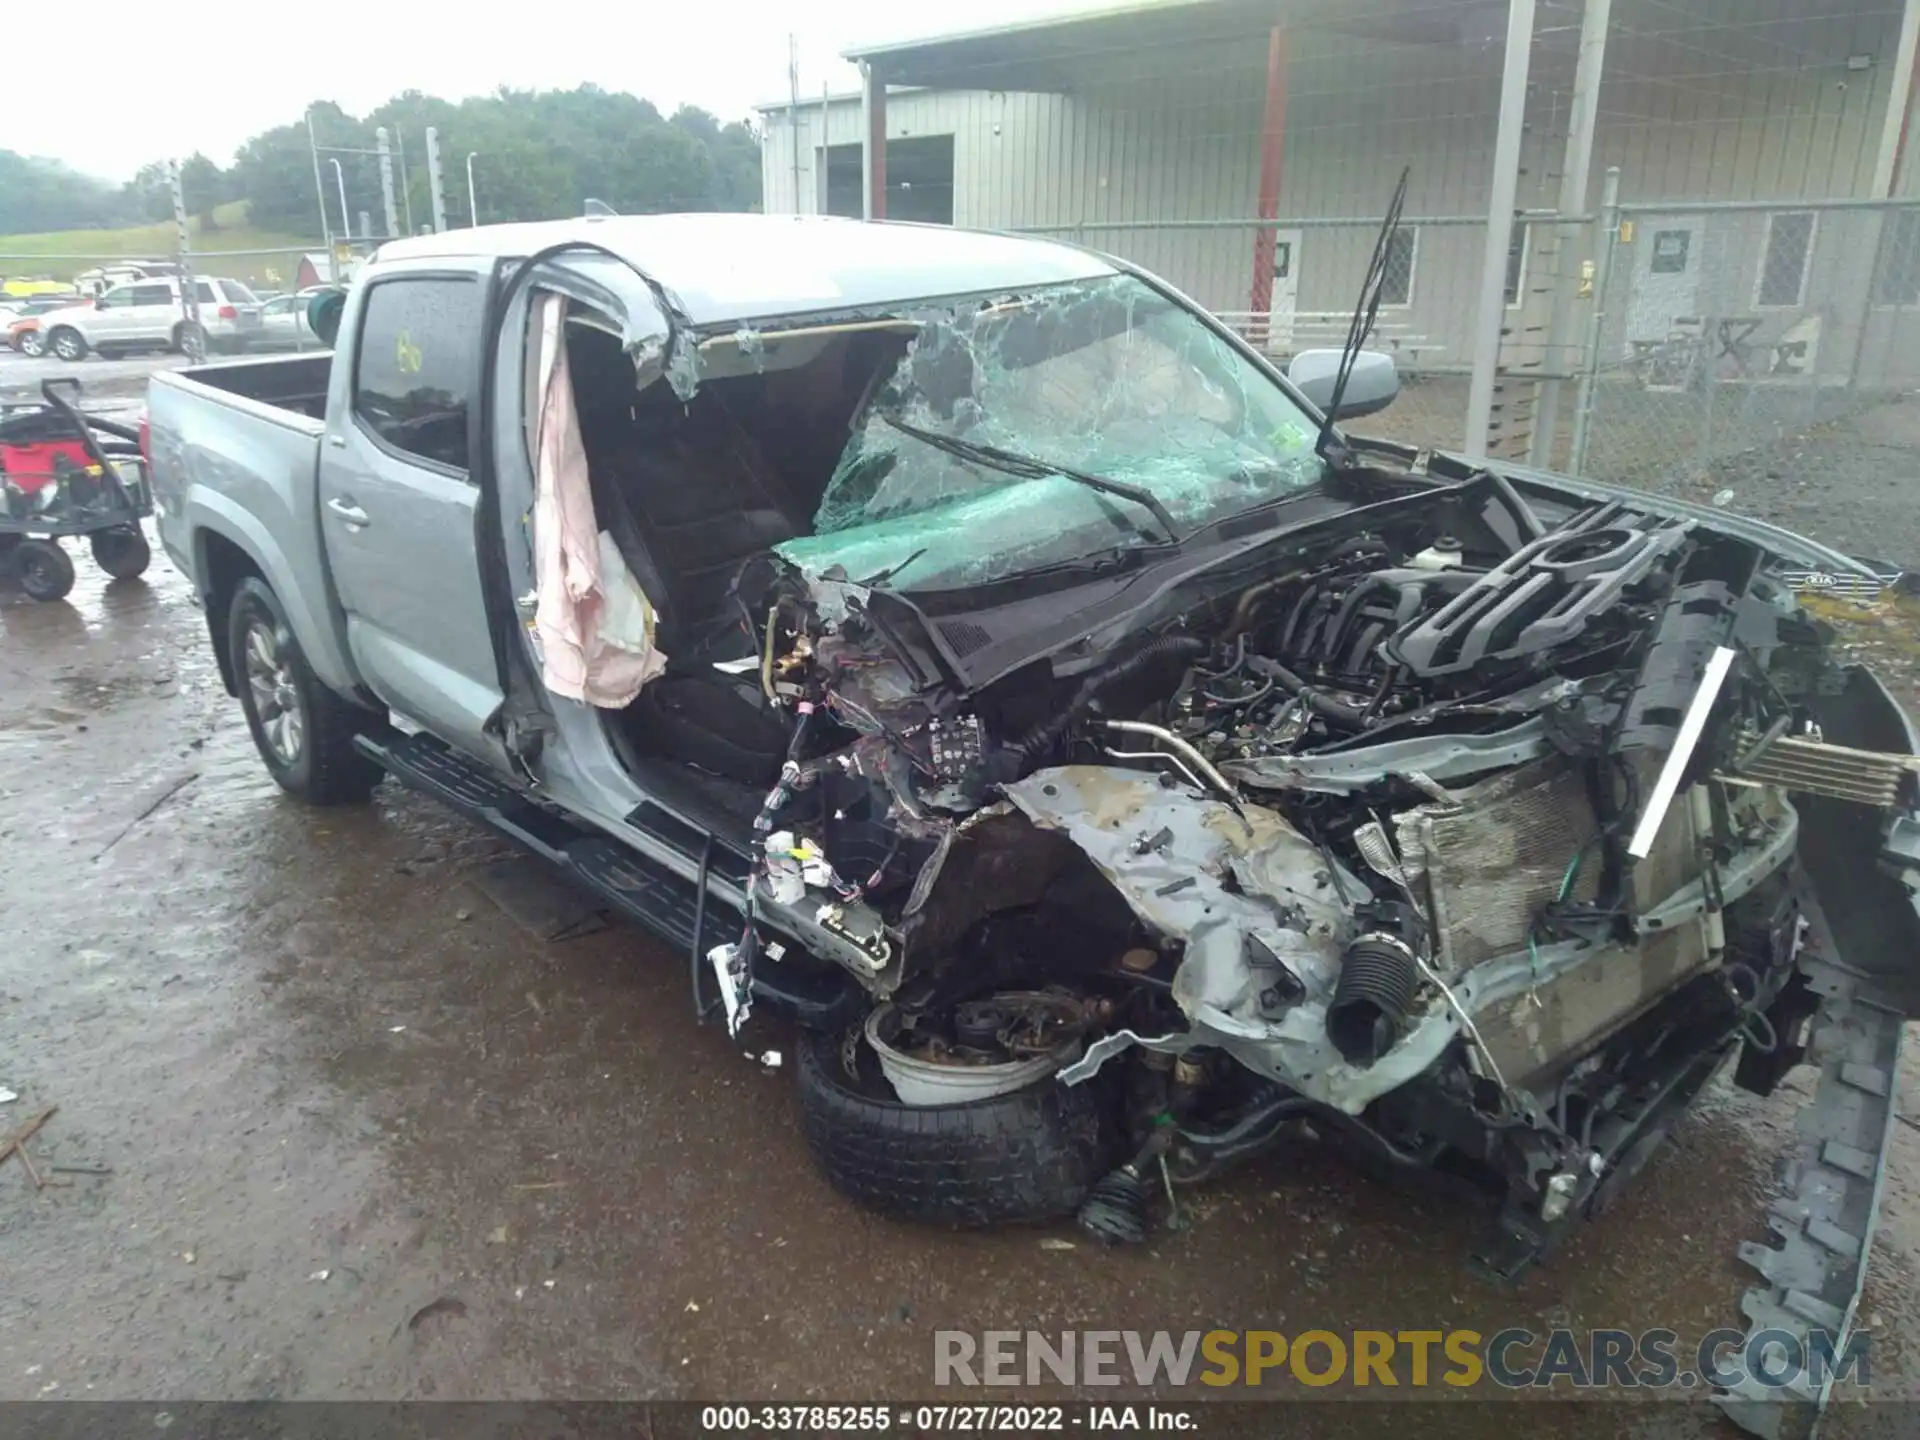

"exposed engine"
[716, 468, 1856, 1267]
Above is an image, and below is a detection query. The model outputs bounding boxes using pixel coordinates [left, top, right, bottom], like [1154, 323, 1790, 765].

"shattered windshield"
[777, 274, 1326, 589]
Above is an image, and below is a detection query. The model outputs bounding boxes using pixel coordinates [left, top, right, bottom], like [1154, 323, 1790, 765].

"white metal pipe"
[1628, 646, 1737, 860]
[1464, 0, 1539, 459]
[328, 159, 349, 241]
[860, 62, 882, 221]
[1870, 0, 1920, 197]
[1098, 720, 1241, 803]
[466, 153, 480, 227]
[1530, 0, 1613, 466]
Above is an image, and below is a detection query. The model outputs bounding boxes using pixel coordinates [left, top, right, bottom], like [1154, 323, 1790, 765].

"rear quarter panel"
[147, 367, 360, 695]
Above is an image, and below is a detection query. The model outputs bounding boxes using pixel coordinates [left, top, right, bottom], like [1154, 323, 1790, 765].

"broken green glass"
[778, 275, 1326, 589]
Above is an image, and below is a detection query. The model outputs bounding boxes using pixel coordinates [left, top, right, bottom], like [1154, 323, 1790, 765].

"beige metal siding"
[758, 0, 1913, 363]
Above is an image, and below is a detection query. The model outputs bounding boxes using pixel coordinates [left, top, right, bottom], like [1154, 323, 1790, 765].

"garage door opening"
[822, 136, 955, 224]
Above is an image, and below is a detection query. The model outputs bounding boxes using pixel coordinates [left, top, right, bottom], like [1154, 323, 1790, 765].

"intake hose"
[1326, 933, 1421, 1064]
[1245, 654, 1370, 730]
[1015, 634, 1206, 765]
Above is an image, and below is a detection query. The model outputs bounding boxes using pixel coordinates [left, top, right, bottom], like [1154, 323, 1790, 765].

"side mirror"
[1287, 348, 1400, 421]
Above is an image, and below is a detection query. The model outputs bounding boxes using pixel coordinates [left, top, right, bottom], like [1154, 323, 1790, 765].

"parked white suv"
[35, 276, 264, 361]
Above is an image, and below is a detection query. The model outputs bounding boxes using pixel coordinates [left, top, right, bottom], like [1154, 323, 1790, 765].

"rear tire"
[17, 331, 46, 357]
[794, 1022, 1115, 1227]
[172, 323, 206, 361]
[227, 576, 382, 805]
[47, 327, 86, 361]
[90, 525, 151, 580]
[13, 538, 76, 602]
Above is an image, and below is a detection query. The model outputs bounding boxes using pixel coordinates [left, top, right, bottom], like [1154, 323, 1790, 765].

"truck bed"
[147, 349, 360, 696]
[170, 352, 333, 421]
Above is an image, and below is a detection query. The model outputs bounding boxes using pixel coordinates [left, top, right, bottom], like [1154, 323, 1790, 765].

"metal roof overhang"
[841, 0, 1529, 91]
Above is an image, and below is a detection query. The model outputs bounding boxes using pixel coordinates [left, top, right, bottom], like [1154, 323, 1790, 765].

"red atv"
[0, 379, 152, 602]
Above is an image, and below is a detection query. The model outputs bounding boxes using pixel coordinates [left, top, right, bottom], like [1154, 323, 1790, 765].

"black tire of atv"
[228, 576, 383, 805]
[90, 525, 151, 580]
[794, 1024, 1114, 1227]
[14, 538, 76, 602]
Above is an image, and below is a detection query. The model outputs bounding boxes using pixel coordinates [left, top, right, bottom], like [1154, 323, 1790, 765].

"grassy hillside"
[0, 202, 317, 288]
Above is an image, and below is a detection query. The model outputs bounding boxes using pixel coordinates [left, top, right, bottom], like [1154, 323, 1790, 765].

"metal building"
[758, 0, 1920, 464]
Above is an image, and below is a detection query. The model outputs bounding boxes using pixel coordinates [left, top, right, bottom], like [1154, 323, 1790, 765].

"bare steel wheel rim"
[244, 618, 304, 766]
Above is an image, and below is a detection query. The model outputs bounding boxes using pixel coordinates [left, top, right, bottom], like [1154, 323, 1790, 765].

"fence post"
[376, 128, 399, 240]
[1464, 0, 1538, 457]
[425, 127, 449, 234]
[1567, 166, 1621, 478]
[1529, 0, 1612, 466]
[168, 159, 201, 356]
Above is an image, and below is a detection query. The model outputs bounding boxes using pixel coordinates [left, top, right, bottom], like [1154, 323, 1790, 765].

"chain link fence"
[1572, 198, 1920, 497]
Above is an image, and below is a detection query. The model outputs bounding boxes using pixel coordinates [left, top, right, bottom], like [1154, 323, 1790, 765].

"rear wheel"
[227, 576, 382, 805]
[90, 525, 151, 580]
[18, 330, 46, 357]
[13, 538, 76, 602]
[47, 327, 86, 361]
[172, 323, 206, 361]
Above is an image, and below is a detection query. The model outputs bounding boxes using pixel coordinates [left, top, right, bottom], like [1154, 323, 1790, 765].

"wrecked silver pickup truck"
[148, 214, 1917, 1424]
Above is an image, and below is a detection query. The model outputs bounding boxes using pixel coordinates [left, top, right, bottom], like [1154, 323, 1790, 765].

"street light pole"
[466, 153, 479, 227]
[328, 158, 350, 240]
[305, 107, 331, 246]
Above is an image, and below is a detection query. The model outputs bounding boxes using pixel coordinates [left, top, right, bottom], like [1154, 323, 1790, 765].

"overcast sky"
[10, 0, 1116, 181]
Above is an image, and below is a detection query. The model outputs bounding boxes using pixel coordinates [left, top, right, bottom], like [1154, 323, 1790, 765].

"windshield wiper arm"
[1317, 166, 1411, 467]
[880, 414, 1181, 543]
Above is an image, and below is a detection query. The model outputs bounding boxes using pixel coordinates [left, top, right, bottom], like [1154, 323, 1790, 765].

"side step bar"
[355, 731, 861, 1031]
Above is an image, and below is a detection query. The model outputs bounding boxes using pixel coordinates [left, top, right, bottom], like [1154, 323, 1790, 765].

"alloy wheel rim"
[243, 618, 304, 765]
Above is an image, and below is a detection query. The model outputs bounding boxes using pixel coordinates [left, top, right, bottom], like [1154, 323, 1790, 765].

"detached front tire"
[228, 577, 382, 805]
[794, 1023, 1114, 1226]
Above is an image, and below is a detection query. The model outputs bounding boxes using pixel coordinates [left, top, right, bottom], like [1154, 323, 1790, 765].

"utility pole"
[425, 127, 448, 233]
[305, 107, 331, 245]
[466, 152, 480, 227]
[376, 127, 399, 240]
[788, 33, 802, 214]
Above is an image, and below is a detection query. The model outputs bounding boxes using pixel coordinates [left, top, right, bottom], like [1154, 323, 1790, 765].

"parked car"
[250, 290, 331, 351]
[71, 260, 186, 300]
[143, 215, 1918, 1324]
[6, 295, 86, 356]
[35, 277, 262, 361]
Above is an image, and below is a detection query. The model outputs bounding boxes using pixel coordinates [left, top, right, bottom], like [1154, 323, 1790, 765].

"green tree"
[221, 86, 763, 237]
[0, 151, 131, 232]
[124, 153, 228, 227]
